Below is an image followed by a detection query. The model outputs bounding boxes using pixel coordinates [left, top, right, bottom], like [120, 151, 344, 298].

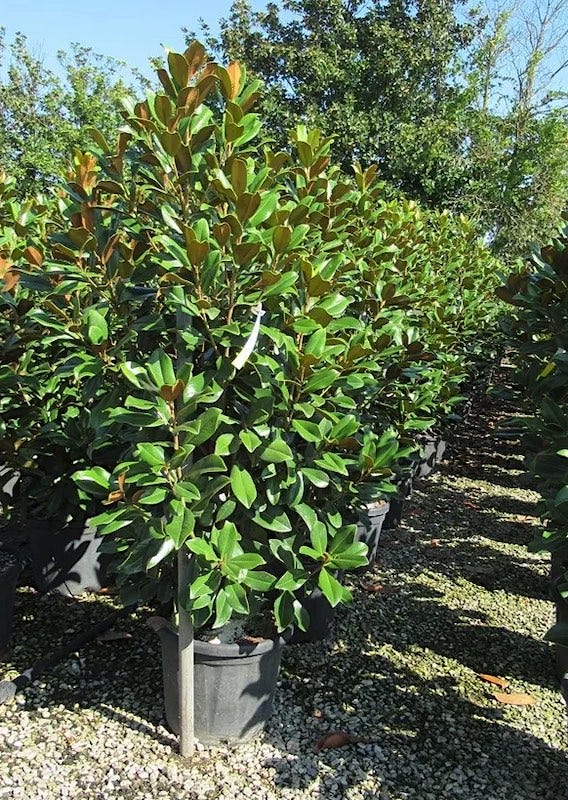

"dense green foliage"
[0, 44, 501, 633]
[500, 228, 568, 641]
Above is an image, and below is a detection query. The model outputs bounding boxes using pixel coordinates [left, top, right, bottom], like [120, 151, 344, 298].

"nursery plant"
[1, 41, 503, 625]
[500, 228, 568, 551]
[5, 46, 408, 638]
[499, 226, 568, 652]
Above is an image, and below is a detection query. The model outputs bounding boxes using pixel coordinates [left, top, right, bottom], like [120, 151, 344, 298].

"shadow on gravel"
[374, 584, 555, 687]
[2, 587, 167, 734]
[417, 538, 550, 600]
[270, 631, 566, 800]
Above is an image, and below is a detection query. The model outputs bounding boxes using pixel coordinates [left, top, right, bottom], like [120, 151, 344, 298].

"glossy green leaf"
[314, 452, 349, 475]
[189, 571, 222, 599]
[213, 589, 233, 628]
[186, 538, 217, 561]
[137, 443, 166, 467]
[318, 569, 348, 607]
[259, 438, 294, 463]
[305, 369, 339, 392]
[301, 468, 330, 488]
[274, 569, 309, 591]
[215, 433, 237, 456]
[229, 553, 265, 570]
[243, 570, 276, 591]
[224, 583, 250, 615]
[252, 506, 292, 532]
[230, 465, 257, 508]
[146, 538, 175, 569]
[138, 486, 169, 505]
[291, 419, 322, 443]
[239, 429, 262, 452]
[72, 470, 110, 501]
[328, 541, 368, 570]
[274, 591, 294, 632]
[84, 307, 108, 345]
[309, 521, 328, 556]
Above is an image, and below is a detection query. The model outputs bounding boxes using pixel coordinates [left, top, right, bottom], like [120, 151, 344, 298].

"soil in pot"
[0, 549, 21, 656]
[28, 516, 111, 596]
[150, 618, 285, 745]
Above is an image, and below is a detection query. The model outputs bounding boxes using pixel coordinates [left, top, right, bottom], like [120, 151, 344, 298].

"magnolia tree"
[0, 43, 501, 634]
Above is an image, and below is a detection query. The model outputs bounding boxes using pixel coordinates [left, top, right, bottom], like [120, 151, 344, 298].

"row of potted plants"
[0, 43, 502, 743]
[499, 226, 568, 680]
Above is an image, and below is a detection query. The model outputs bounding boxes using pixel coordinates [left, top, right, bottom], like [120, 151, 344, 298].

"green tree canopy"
[195, 0, 481, 198]
[0, 30, 141, 195]
[196, 0, 568, 258]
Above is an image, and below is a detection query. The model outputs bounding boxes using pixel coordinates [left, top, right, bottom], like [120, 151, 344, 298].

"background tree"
[193, 0, 482, 203]
[195, 0, 568, 259]
[0, 30, 141, 195]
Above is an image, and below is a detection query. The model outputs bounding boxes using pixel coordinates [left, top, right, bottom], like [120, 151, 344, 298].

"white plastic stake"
[232, 303, 265, 370]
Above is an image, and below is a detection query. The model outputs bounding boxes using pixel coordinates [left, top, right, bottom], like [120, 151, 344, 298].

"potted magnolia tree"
[11, 45, 401, 746]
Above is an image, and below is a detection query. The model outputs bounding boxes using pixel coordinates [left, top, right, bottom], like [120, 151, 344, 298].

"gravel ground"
[0, 376, 567, 800]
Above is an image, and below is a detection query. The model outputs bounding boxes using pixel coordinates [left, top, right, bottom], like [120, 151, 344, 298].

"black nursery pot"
[414, 434, 447, 480]
[355, 501, 390, 565]
[153, 620, 285, 745]
[288, 585, 336, 645]
[0, 550, 22, 654]
[28, 516, 110, 596]
[383, 496, 404, 531]
[384, 477, 413, 531]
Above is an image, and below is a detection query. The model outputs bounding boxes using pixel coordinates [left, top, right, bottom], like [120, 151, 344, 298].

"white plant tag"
[232, 303, 265, 370]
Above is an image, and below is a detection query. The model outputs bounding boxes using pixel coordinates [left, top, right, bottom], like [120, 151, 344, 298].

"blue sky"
[1, 0, 265, 76]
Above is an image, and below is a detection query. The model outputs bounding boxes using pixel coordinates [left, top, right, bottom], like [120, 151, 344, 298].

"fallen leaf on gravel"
[493, 692, 536, 705]
[313, 731, 360, 752]
[360, 582, 397, 594]
[478, 673, 510, 689]
[406, 506, 422, 516]
[96, 630, 132, 643]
